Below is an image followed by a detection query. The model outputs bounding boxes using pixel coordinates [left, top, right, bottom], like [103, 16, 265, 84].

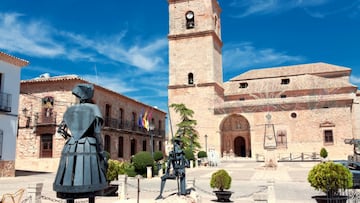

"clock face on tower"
[186, 11, 194, 19]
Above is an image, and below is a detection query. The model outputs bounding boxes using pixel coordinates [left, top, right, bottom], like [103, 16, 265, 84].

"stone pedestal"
[147, 166, 152, 179]
[264, 149, 278, 168]
[117, 175, 127, 200]
[27, 183, 43, 203]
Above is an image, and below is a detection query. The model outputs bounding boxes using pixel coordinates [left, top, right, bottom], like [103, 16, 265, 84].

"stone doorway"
[234, 136, 246, 157]
[220, 114, 251, 157]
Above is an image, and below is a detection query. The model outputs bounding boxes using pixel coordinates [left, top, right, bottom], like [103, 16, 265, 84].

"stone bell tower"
[167, 0, 224, 151]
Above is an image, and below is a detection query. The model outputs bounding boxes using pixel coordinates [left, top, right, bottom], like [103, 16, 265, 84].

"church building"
[167, 0, 360, 160]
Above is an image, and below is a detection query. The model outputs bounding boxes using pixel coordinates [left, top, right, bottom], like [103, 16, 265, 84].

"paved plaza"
[0, 160, 326, 203]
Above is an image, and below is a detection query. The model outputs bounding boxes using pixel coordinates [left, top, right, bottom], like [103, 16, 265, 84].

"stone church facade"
[17, 75, 166, 172]
[167, 0, 360, 160]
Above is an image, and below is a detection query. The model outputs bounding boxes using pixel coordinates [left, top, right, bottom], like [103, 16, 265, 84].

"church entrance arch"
[220, 114, 251, 157]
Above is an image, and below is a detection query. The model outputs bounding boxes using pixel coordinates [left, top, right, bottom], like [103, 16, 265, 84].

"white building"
[0, 51, 28, 177]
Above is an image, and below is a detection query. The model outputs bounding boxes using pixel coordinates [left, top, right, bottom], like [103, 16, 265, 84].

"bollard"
[190, 160, 193, 168]
[147, 166, 152, 179]
[186, 178, 195, 189]
[118, 174, 127, 200]
[27, 183, 43, 203]
[135, 175, 142, 203]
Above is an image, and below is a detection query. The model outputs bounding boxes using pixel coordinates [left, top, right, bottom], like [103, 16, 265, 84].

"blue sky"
[1, 0, 360, 113]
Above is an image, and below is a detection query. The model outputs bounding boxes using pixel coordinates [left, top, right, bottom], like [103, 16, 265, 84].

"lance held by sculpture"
[53, 84, 108, 202]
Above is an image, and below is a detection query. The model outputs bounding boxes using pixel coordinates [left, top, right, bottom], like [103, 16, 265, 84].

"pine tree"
[170, 103, 201, 152]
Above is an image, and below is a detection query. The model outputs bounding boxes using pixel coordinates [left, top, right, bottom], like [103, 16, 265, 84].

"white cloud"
[0, 12, 65, 57]
[82, 74, 136, 94]
[223, 42, 303, 70]
[350, 75, 360, 85]
[229, 0, 330, 17]
[0, 12, 167, 71]
[60, 29, 167, 71]
[304, 1, 360, 18]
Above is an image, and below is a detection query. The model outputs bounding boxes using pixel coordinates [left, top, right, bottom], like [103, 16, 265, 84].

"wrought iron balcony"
[0, 92, 11, 112]
[35, 111, 57, 125]
[103, 116, 165, 137]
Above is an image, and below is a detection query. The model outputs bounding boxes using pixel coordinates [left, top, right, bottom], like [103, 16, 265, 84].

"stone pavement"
[0, 160, 324, 203]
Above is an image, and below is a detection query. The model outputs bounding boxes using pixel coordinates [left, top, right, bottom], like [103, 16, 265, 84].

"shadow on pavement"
[15, 170, 51, 177]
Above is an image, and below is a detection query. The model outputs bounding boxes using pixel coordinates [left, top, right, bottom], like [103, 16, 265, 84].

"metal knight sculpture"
[156, 137, 190, 199]
[53, 84, 108, 202]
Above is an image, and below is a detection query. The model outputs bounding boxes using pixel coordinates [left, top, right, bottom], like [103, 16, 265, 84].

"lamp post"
[204, 134, 208, 152]
[149, 123, 155, 158]
[190, 133, 193, 152]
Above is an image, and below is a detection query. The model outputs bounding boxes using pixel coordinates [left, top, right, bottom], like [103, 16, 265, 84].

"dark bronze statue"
[156, 137, 190, 199]
[53, 84, 108, 203]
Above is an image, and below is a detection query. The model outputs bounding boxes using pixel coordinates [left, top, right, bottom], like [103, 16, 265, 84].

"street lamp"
[204, 134, 208, 152]
[190, 133, 193, 152]
[149, 123, 155, 158]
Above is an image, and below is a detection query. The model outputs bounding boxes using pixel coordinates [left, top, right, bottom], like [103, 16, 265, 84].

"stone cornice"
[214, 99, 354, 114]
[225, 86, 358, 102]
[168, 82, 224, 91]
[168, 30, 223, 51]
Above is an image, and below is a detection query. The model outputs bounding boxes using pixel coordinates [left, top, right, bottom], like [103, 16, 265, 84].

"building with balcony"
[0, 51, 29, 177]
[17, 74, 166, 172]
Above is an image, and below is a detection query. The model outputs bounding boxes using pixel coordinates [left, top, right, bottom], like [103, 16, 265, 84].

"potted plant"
[210, 169, 232, 202]
[307, 161, 353, 203]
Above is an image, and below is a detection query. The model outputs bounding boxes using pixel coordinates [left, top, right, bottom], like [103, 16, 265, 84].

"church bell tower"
[167, 0, 224, 149]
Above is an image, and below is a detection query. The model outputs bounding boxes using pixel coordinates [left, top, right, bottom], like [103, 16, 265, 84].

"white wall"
[0, 60, 22, 161]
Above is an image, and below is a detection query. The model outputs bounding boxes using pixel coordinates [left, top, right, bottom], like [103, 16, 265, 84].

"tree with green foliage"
[184, 148, 195, 161]
[210, 169, 232, 191]
[106, 159, 121, 182]
[169, 103, 201, 152]
[132, 151, 154, 176]
[197, 151, 207, 158]
[320, 147, 328, 159]
[308, 161, 352, 197]
[153, 150, 164, 162]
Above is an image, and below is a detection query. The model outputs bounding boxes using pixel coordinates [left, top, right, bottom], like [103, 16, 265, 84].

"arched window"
[158, 141, 162, 151]
[188, 73, 194, 85]
[119, 108, 124, 128]
[185, 11, 195, 29]
[158, 120, 162, 135]
[130, 139, 136, 156]
[132, 112, 137, 130]
[105, 104, 111, 127]
[142, 140, 147, 151]
[104, 135, 111, 154]
[118, 136, 123, 158]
